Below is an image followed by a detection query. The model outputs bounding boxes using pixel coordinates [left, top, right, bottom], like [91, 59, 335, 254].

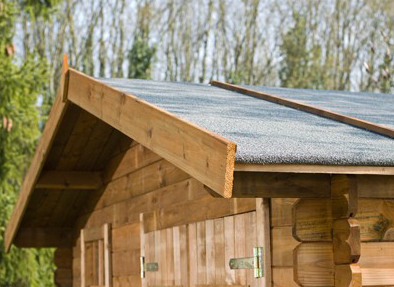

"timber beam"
[35, 171, 103, 190]
[232, 172, 331, 198]
[13, 227, 73, 248]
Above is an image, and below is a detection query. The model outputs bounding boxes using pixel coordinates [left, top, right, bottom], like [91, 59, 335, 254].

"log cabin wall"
[66, 141, 257, 287]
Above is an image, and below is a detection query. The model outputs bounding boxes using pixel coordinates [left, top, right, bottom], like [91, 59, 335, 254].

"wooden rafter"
[36, 171, 103, 189]
[4, 55, 70, 253]
[211, 80, 394, 139]
[66, 69, 236, 198]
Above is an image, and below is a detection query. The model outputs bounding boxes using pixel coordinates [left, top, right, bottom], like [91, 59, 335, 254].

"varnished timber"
[332, 219, 360, 264]
[292, 198, 394, 242]
[293, 242, 394, 286]
[67, 69, 236, 198]
[232, 172, 330, 198]
[36, 171, 103, 189]
[211, 81, 394, 139]
[13, 227, 72, 248]
[4, 56, 70, 252]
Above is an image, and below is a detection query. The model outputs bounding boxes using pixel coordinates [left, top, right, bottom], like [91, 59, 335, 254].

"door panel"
[142, 211, 266, 287]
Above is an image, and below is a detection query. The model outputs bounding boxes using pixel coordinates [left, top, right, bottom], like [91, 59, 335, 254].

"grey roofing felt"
[97, 78, 394, 166]
[243, 85, 394, 129]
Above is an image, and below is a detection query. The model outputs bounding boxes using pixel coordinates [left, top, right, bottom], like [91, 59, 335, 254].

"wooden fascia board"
[234, 163, 394, 175]
[66, 69, 236, 198]
[4, 56, 70, 252]
[36, 171, 103, 189]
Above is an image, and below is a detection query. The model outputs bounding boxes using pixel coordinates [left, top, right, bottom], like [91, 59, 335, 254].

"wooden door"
[140, 200, 271, 287]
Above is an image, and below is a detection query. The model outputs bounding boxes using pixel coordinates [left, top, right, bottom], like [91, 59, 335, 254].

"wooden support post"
[331, 175, 361, 287]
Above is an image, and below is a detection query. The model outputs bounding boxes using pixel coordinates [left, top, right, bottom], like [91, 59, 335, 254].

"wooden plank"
[271, 198, 298, 227]
[333, 219, 360, 264]
[234, 163, 394, 176]
[292, 198, 394, 242]
[179, 225, 189, 287]
[13, 227, 72, 248]
[334, 264, 362, 287]
[173, 226, 182, 286]
[84, 226, 104, 242]
[36, 171, 103, 189]
[293, 242, 394, 287]
[272, 267, 299, 287]
[293, 242, 334, 287]
[234, 213, 246, 285]
[143, 196, 256, 233]
[81, 229, 86, 287]
[357, 175, 394, 198]
[214, 218, 225, 285]
[4, 58, 70, 252]
[197, 221, 207, 286]
[224, 216, 235, 285]
[205, 219, 215, 285]
[166, 227, 175, 285]
[271, 227, 299, 267]
[256, 199, 272, 287]
[211, 80, 394, 139]
[189, 223, 198, 287]
[233, 172, 330, 198]
[104, 142, 162, 183]
[68, 69, 236, 198]
[103, 223, 112, 287]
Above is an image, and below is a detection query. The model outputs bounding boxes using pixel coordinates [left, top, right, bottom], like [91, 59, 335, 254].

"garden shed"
[5, 56, 394, 287]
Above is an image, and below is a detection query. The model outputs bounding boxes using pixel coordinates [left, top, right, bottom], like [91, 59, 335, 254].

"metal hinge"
[140, 256, 159, 278]
[229, 247, 264, 278]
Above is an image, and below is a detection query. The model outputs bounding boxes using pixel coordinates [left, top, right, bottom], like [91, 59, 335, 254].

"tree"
[127, 0, 156, 79]
[0, 1, 55, 286]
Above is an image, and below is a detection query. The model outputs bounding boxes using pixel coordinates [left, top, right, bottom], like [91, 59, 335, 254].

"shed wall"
[65, 142, 258, 287]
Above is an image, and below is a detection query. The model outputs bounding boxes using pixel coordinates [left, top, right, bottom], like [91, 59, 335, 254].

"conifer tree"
[0, 1, 56, 286]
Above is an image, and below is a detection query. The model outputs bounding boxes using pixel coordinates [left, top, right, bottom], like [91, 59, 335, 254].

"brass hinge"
[229, 247, 264, 278]
[140, 256, 159, 278]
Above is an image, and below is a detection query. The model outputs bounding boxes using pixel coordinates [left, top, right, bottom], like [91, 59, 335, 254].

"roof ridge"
[211, 81, 394, 139]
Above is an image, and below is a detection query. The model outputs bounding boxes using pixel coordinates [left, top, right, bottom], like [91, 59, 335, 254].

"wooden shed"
[5, 56, 394, 287]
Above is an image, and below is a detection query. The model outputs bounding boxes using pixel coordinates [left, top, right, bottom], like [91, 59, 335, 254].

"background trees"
[0, 0, 393, 285]
[0, 1, 56, 286]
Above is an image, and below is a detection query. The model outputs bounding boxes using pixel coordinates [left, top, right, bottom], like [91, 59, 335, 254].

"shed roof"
[100, 78, 394, 166]
[5, 58, 394, 252]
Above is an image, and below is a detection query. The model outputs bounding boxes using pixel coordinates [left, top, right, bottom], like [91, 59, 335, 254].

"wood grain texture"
[291, 198, 394, 242]
[36, 171, 103, 189]
[233, 172, 330, 198]
[68, 69, 236, 197]
[293, 242, 394, 286]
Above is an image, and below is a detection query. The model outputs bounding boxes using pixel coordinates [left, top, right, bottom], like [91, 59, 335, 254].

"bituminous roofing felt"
[98, 78, 394, 166]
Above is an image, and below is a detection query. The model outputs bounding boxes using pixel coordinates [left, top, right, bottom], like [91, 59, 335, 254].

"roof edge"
[4, 56, 70, 252]
[67, 69, 236, 198]
[234, 163, 394, 175]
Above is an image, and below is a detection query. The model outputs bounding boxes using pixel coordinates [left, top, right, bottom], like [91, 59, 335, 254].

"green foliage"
[127, 36, 156, 79]
[279, 11, 327, 89]
[0, 1, 55, 286]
